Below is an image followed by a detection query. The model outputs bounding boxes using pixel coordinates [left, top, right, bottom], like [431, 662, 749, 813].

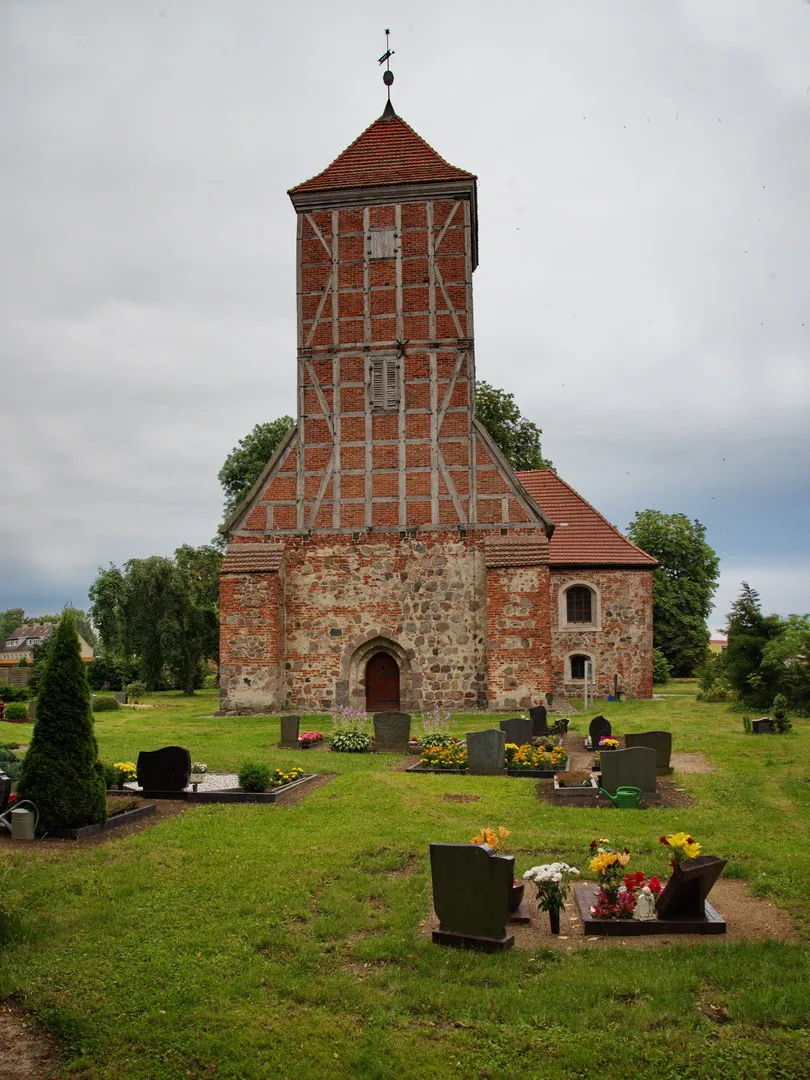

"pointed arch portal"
[365, 652, 401, 712]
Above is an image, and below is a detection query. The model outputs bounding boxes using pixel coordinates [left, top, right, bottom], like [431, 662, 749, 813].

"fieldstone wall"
[550, 569, 654, 699]
[220, 568, 284, 714]
[486, 565, 551, 710]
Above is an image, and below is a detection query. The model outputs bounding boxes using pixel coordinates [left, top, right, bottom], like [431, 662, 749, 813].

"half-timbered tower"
[218, 102, 655, 713]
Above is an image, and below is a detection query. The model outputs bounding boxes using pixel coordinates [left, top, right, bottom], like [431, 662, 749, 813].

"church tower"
[219, 94, 556, 714]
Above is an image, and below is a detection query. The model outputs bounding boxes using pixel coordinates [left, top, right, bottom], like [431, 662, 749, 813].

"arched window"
[569, 654, 590, 680]
[566, 586, 592, 623]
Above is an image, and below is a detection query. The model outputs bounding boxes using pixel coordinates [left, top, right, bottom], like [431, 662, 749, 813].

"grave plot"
[405, 729, 568, 777]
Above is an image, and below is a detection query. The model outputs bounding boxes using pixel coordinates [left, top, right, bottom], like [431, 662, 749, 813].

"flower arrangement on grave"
[329, 727, 373, 753]
[598, 737, 619, 750]
[587, 839, 631, 914]
[470, 827, 524, 907]
[523, 862, 580, 934]
[508, 744, 568, 771]
[298, 731, 324, 746]
[555, 770, 593, 788]
[268, 767, 304, 789]
[420, 744, 467, 770]
[660, 832, 701, 867]
[420, 733, 460, 750]
[113, 762, 137, 787]
[191, 762, 208, 775]
[504, 742, 520, 765]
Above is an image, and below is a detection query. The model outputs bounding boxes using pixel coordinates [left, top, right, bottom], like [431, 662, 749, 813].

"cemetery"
[0, 671, 807, 1078]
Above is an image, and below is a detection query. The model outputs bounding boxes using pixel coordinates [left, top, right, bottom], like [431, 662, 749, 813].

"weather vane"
[378, 28, 395, 104]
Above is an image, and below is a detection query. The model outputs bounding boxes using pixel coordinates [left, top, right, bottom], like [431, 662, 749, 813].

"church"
[218, 96, 657, 715]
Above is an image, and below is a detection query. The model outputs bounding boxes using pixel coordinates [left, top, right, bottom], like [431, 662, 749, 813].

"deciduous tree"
[626, 510, 720, 676]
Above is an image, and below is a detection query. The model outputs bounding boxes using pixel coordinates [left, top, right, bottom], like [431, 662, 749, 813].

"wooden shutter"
[370, 354, 399, 412]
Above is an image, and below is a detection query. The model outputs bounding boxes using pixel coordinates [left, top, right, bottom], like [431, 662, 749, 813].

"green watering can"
[599, 785, 643, 809]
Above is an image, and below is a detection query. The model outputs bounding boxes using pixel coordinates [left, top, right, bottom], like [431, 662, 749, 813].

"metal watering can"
[599, 785, 643, 809]
[0, 799, 39, 840]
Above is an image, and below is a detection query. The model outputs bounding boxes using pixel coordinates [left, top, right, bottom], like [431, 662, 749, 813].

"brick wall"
[486, 565, 551, 710]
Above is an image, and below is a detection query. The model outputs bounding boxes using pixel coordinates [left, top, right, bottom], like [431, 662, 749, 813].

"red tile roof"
[516, 470, 658, 568]
[221, 545, 283, 574]
[484, 535, 549, 568]
[289, 113, 475, 195]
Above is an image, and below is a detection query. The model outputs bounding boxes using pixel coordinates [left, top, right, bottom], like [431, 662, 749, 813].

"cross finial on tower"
[377, 28, 396, 117]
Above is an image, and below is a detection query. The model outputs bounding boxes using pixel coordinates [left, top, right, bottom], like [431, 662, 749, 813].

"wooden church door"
[365, 652, 400, 712]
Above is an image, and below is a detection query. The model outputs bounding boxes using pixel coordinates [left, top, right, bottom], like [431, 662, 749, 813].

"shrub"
[203, 674, 218, 690]
[652, 648, 671, 684]
[329, 727, 372, 753]
[106, 795, 141, 816]
[420, 733, 458, 750]
[2, 761, 22, 781]
[16, 612, 107, 831]
[743, 716, 752, 733]
[0, 742, 20, 750]
[702, 681, 734, 703]
[125, 681, 146, 704]
[100, 762, 118, 788]
[0, 748, 18, 765]
[0, 684, 29, 703]
[3, 702, 29, 721]
[238, 761, 271, 792]
[772, 694, 793, 734]
[92, 696, 120, 712]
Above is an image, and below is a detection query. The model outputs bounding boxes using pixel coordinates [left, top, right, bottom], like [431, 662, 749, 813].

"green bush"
[203, 674, 218, 690]
[329, 727, 372, 753]
[420, 733, 457, 750]
[125, 681, 146, 704]
[0, 742, 20, 750]
[106, 795, 140, 816]
[3, 702, 29, 720]
[652, 648, 671, 684]
[100, 762, 118, 788]
[238, 761, 271, 793]
[0, 684, 29, 703]
[772, 694, 793, 734]
[0, 748, 18, 765]
[2, 761, 22, 782]
[16, 612, 107, 832]
[92, 696, 120, 712]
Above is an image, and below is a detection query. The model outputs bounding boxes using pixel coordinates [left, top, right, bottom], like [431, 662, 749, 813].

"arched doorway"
[365, 651, 400, 712]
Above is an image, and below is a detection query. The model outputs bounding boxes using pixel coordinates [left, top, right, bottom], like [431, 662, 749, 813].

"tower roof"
[289, 112, 476, 195]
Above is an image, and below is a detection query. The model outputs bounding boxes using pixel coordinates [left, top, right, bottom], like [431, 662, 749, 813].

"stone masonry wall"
[220, 569, 284, 714]
[550, 569, 653, 699]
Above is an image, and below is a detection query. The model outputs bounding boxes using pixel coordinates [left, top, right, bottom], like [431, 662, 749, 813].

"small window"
[370, 354, 399, 412]
[566, 586, 593, 623]
[570, 654, 590, 680]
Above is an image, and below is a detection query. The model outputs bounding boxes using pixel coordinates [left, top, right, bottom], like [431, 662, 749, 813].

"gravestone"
[278, 715, 301, 749]
[624, 730, 673, 774]
[599, 746, 657, 796]
[373, 711, 411, 752]
[500, 717, 533, 746]
[656, 856, 727, 920]
[430, 842, 515, 951]
[136, 746, 191, 792]
[589, 715, 611, 749]
[466, 729, 506, 775]
[751, 717, 773, 735]
[529, 705, 550, 736]
[114, 692, 128, 705]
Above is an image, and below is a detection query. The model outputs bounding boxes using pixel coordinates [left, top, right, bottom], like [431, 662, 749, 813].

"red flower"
[659, 836, 669, 845]
[589, 840, 597, 850]
[649, 876, 662, 894]
[8, 793, 17, 804]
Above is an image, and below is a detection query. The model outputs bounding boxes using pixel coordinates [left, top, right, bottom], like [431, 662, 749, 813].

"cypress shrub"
[17, 612, 107, 831]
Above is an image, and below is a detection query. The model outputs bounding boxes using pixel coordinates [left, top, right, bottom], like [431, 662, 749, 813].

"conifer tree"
[17, 612, 107, 831]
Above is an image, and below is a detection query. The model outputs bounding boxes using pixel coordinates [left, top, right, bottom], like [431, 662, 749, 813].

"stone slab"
[499, 717, 534, 746]
[136, 746, 191, 793]
[373, 712, 411, 752]
[466, 729, 505, 775]
[589, 715, 612, 748]
[529, 705, 550, 736]
[599, 745, 657, 796]
[624, 730, 673, 773]
[575, 884, 726, 935]
[430, 841, 514, 947]
[278, 715, 301, 748]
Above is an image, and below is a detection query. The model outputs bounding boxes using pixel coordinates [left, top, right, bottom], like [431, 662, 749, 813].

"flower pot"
[190, 775, 206, 788]
[509, 881, 525, 912]
[548, 906, 561, 935]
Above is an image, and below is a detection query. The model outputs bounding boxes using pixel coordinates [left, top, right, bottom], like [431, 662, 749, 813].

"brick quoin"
[218, 104, 655, 714]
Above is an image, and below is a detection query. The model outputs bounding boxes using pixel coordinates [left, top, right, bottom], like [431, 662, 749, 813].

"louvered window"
[368, 228, 397, 260]
[370, 354, 400, 412]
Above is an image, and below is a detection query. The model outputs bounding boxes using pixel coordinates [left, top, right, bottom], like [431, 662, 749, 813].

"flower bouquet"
[660, 832, 701, 867]
[598, 737, 619, 751]
[587, 839, 631, 917]
[113, 761, 137, 789]
[298, 731, 324, 747]
[523, 862, 580, 934]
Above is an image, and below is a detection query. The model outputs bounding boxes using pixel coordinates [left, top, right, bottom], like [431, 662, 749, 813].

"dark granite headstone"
[500, 717, 533, 746]
[656, 856, 727, 920]
[373, 711, 411, 752]
[278, 715, 301, 748]
[466, 729, 506, 775]
[0, 773, 11, 813]
[599, 746, 657, 796]
[624, 730, 673, 773]
[430, 842, 515, 950]
[529, 705, 550, 736]
[751, 717, 773, 735]
[589, 715, 611, 749]
[136, 746, 191, 792]
[114, 692, 127, 705]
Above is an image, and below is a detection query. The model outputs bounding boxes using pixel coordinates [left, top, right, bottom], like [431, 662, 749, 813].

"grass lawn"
[1, 689, 809, 1079]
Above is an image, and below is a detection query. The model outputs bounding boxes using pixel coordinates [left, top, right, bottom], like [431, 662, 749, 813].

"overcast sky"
[2, 0, 808, 630]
